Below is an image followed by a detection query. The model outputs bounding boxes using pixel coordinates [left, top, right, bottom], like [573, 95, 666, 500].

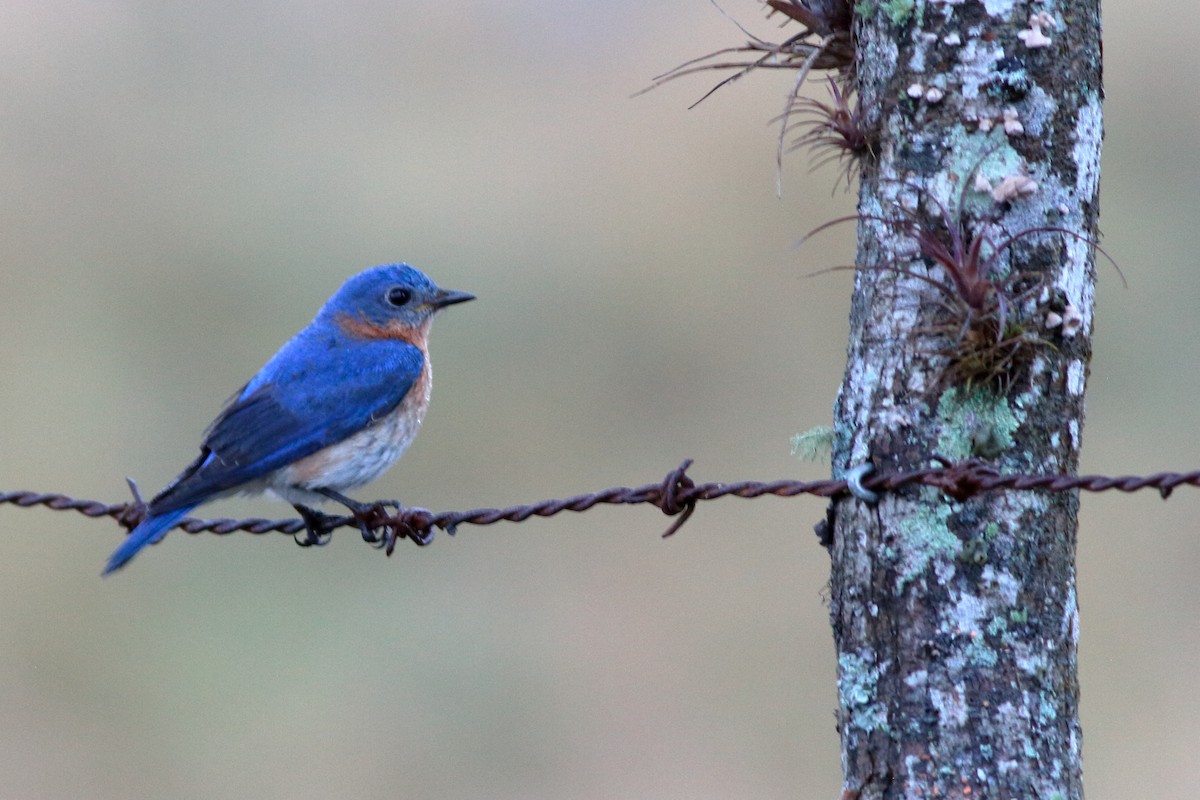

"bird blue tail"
[102, 506, 194, 576]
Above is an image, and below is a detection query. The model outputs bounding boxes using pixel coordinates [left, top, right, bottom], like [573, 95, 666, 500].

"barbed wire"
[3, 459, 1198, 555]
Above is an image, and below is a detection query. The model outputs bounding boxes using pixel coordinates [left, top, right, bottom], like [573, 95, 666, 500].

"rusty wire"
[3, 459, 1199, 556]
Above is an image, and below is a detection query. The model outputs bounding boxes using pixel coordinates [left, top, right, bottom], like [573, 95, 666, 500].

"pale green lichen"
[936, 387, 1022, 461]
[790, 425, 835, 462]
[926, 128, 1024, 221]
[895, 502, 958, 592]
[958, 535, 989, 565]
[960, 521, 1002, 565]
[965, 636, 998, 667]
[856, 0, 918, 25]
[839, 651, 890, 733]
[883, 0, 916, 25]
[1038, 694, 1059, 724]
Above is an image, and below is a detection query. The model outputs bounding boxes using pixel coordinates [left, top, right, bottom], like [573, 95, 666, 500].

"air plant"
[767, 0, 853, 34]
[778, 76, 873, 189]
[639, 0, 855, 103]
[804, 184, 1122, 390]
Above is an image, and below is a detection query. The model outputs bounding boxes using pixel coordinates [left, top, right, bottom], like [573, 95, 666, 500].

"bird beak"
[432, 288, 475, 309]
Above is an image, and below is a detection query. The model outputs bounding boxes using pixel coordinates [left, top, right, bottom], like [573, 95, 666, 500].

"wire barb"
[659, 459, 698, 538]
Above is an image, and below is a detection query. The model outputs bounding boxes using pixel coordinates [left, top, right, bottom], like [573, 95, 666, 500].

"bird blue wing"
[151, 337, 424, 513]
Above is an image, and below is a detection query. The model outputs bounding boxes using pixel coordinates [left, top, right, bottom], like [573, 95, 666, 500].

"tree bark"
[829, 2, 1102, 798]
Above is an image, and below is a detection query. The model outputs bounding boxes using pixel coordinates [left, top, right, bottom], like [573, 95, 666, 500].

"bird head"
[321, 264, 474, 342]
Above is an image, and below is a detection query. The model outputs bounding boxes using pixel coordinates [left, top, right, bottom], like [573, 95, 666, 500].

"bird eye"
[386, 287, 412, 307]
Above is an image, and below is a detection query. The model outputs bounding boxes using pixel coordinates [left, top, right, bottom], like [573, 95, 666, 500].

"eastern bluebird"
[103, 264, 474, 575]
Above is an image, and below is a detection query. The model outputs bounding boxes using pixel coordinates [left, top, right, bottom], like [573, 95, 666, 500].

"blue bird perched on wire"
[103, 264, 474, 575]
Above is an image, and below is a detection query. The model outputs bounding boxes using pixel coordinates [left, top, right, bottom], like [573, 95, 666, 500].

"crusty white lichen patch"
[1016, 85, 1057, 138]
[980, 0, 1018, 16]
[1062, 584, 1080, 647]
[1072, 95, 1104, 201]
[957, 38, 1005, 102]
[1065, 359, 1086, 396]
[930, 684, 970, 727]
[981, 565, 1021, 605]
[1056, 236, 1095, 338]
[946, 590, 988, 635]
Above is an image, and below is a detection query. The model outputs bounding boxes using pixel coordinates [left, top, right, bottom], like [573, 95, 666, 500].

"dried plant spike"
[637, 0, 855, 104]
[767, 0, 853, 36]
[636, 0, 858, 192]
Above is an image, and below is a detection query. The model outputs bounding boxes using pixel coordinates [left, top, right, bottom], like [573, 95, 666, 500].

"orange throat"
[336, 314, 430, 347]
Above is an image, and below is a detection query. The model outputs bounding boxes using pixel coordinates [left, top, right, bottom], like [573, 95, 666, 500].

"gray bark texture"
[829, 2, 1102, 798]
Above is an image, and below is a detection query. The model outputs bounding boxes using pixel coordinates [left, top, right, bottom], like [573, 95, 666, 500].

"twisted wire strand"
[4, 460, 1197, 555]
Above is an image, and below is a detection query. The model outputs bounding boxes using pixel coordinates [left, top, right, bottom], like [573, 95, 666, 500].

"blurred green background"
[0, 2, 1195, 798]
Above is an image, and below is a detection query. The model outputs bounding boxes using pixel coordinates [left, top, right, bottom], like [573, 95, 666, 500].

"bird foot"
[307, 489, 435, 551]
[352, 500, 395, 548]
[292, 504, 337, 547]
[355, 500, 433, 550]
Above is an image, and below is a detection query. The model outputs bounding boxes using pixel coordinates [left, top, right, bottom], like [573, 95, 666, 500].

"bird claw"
[351, 499, 403, 548]
[292, 505, 337, 548]
[410, 527, 434, 546]
[370, 502, 436, 552]
[294, 528, 333, 548]
[357, 500, 435, 550]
